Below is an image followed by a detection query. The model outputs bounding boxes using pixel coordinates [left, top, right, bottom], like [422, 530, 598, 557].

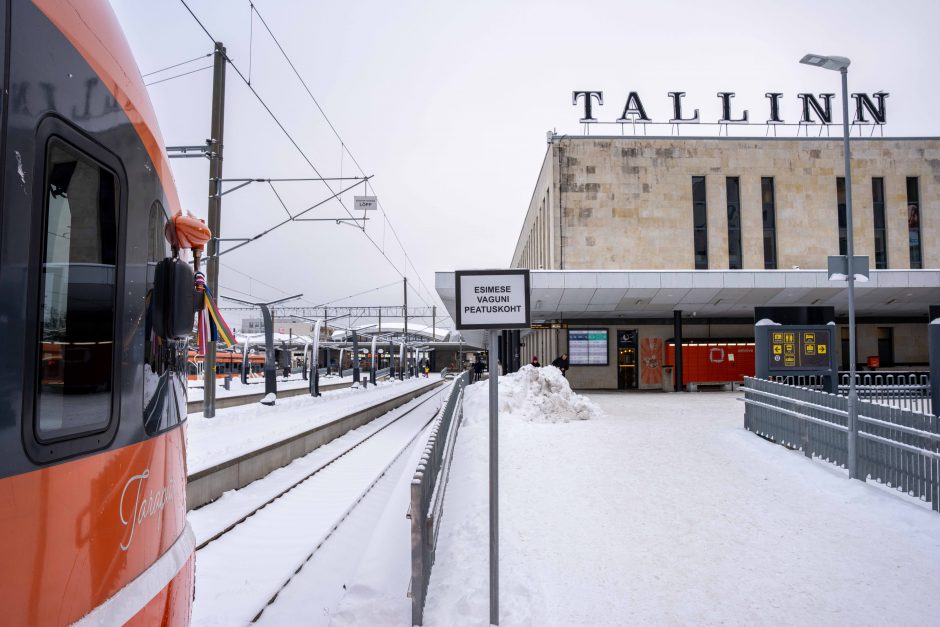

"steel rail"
[247, 388, 447, 622]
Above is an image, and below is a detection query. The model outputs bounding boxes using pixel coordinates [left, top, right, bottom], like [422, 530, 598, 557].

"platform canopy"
[435, 269, 940, 322]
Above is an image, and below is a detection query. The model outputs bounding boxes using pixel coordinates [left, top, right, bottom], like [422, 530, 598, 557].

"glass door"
[617, 330, 637, 389]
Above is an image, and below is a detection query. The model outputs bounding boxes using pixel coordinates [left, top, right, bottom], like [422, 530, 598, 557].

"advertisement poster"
[640, 337, 663, 386]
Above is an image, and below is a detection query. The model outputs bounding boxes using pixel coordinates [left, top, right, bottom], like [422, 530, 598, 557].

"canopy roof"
[436, 269, 940, 322]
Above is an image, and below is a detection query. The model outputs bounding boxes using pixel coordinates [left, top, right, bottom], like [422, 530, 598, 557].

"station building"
[437, 134, 940, 390]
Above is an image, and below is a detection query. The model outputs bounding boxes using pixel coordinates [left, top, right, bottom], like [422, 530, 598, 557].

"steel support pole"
[261, 304, 276, 397]
[202, 41, 227, 418]
[841, 67, 859, 479]
[673, 310, 684, 392]
[352, 333, 360, 383]
[487, 330, 499, 625]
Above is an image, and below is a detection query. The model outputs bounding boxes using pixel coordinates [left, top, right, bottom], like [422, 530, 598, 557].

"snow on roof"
[329, 321, 449, 342]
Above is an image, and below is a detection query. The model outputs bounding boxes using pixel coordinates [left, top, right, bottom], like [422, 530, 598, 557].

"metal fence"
[765, 371, 932, 415]
[408, 371, 470, 625]
[743, 376, 940, 513]
[839, 372, 932, 415]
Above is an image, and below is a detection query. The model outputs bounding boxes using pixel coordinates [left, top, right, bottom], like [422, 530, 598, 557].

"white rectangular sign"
[353, 195, 377, 211]
[455, 270, 531, 330]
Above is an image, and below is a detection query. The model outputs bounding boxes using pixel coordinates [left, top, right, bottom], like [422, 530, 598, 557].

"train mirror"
[153, 257, 196, 339]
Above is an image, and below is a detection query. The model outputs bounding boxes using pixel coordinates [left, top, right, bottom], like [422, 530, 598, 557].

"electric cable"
[142, 52, 212, 77]
[179, 1, 437, 309]
[145, 64, 213, 87]
[238, 1, 440, 308]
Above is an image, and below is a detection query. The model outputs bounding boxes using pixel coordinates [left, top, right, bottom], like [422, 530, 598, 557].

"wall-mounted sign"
[353, 195, 377, 211]
[569, 329, 609, 366]
[572, 90, 888, 126]
[531, 322, 568, 329]
[455, 269, 530, 330]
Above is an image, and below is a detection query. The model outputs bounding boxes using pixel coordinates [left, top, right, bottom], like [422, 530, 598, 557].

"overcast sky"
[111, 0, 940, 329]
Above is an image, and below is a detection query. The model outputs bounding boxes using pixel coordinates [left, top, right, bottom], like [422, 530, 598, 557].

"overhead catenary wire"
[178, 0, 437, 309]
[145, 64, 213, 87]
[142, 52, 212, 77]
[248, 2, 440, 309]
[179, 1, 432, 307]
[220, 262, 320, 307]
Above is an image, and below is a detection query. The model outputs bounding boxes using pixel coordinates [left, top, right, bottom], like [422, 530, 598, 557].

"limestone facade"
[509, 136, 939, 388]
[511, 137, 940, 272]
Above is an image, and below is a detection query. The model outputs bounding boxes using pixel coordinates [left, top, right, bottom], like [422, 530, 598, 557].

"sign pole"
[488, 328, 499, 626]
[453, 268, 529, 627]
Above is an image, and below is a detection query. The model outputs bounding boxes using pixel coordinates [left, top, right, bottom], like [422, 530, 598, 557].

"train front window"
[36, 140, 117, 441]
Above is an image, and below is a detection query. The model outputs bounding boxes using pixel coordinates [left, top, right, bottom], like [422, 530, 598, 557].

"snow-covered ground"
[191, 388, 442, 626]
[422, 366, 940, 626]
[186, 377, 439, 474]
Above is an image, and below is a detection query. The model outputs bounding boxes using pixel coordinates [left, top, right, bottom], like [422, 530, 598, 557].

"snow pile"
[465, 365, 602, 424]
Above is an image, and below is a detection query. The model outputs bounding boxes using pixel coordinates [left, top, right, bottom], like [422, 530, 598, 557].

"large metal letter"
[668, 91, 700, 123]
[851, 91, 889, 125]
[572, 90, 604, 123]
[616, 91, 651, 123]
[765, 92, 784, 123]
[717, 92, 748, 123]
[798, 93, 835, 124]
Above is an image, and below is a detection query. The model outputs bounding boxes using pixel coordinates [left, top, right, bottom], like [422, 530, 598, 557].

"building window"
[907, 177, 922, 269]
[836, 177, 847, 256]
[761, 177, 777, 269]
[726, 177, 742, 269]
[871, 177, 887, 269]
[692, 176, 708, 269]
[37, 139, 118, 441]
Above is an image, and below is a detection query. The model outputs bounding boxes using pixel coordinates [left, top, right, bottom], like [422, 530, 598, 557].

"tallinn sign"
[572, 90, 889, 128]
[455, 269, 531, 330]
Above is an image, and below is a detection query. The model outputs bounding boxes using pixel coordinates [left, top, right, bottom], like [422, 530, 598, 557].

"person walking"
[473, 358, 485, 382]
[551, 353, 570, 377]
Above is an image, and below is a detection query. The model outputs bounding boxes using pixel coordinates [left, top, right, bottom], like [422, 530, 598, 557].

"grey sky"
[111, 0, 940, 328]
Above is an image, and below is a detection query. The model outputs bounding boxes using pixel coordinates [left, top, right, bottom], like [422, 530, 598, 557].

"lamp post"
[800, 53, 859, 479]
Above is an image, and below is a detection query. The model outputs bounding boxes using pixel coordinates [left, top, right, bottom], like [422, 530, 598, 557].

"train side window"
[36, 139, 118, 441]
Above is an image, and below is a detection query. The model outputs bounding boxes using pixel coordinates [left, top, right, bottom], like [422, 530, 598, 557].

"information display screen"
[569, 329, 609, 366]
[768, 330, 831, 370]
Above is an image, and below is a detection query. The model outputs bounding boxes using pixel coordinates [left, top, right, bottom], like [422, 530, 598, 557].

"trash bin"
[662, 366, 675, 392]
[223, 374, 232, 390]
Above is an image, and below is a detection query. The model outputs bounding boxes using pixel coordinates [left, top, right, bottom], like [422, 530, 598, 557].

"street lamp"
[800, 53, 859, 479]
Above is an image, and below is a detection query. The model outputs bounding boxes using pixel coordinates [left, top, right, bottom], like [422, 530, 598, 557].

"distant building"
[239, 317, 331, 339]
[437, 134, 940, 390]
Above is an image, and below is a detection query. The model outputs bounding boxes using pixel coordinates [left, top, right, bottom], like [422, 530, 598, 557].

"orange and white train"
[0, 0, 201, 624]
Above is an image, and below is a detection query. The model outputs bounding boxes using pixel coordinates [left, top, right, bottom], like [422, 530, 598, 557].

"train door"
[877, 327, 894, 367]
[617, 329, 638, 390]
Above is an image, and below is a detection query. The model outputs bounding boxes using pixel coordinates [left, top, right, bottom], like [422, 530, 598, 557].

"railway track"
[190, 384, 451, 625]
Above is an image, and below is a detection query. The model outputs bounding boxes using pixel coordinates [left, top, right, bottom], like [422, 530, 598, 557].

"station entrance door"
[617, 329, 638, 390]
